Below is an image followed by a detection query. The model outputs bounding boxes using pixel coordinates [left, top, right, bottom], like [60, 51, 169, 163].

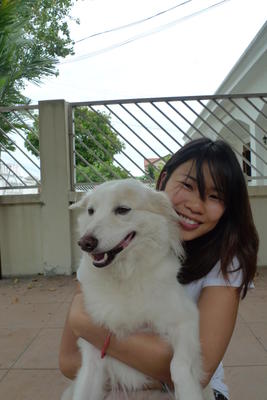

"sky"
[23, 0, 267, 104]
[2, 0, 266, 186]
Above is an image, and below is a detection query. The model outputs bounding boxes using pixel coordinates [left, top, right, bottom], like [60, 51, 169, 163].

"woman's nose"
[184, 194, 204, 214]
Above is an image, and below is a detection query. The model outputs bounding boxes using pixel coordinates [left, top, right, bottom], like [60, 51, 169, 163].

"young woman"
[59, 138, 259, 400]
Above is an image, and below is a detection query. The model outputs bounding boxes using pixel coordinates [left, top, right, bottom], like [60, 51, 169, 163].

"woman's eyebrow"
[182, 174, 222, 193]
[182, 174, 197, 181]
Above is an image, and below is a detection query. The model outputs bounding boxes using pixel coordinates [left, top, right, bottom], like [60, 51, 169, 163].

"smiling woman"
[157, 138, 258, 297]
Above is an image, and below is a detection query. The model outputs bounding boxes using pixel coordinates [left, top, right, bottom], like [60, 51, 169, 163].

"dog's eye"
[88, 207, 94, 215]
[114, 206, 131, 215]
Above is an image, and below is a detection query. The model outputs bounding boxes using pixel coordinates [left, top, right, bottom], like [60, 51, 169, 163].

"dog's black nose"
[78, 235, 98, 252]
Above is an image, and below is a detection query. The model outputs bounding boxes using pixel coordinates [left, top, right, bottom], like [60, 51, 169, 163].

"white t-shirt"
[183, 257, 245, 399]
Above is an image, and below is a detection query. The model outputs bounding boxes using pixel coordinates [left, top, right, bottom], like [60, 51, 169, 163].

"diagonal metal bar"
[100, 105, 161, 176]
[120, 103, 174, 155]
[10, 111, 40, 148]
[88, 106, 151, 178]
[106, 104, 164, 162]
[75, 150, 108, 182]
[213, 98, 267, 151]
[198, 99, 267, 167]
[86, 131, 135, 179]
[0, 158, 27, 186]
[75, 134, 126, 180]
[75, 164, 95, 184]
[0, 143, 40, 184]
[150, 101, 187, 146]
[245, 98, 267, 120]
[72, 108, 135, 178]
[166, 101, 206, 140]
[26, 109, 39, 128]
[182, 100, 264, 176]
[229, 98, 267, 144]
[2, 115, 40, 158]
[0, 127, 40, 169]
[135, 102, 183, 147]
[0, 173, 12, 187]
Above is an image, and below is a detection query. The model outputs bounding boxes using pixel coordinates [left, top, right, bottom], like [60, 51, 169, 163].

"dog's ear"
[146, 189, 184, 257]
[146, 189, 177, 220]
[69, 193, 90, 210]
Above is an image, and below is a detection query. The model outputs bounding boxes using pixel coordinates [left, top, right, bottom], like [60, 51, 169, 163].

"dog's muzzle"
[78, 232, 136, 268]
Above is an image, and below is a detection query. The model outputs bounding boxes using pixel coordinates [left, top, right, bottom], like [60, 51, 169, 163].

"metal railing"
[0, 104, 40, 194]
[0, 94, 266, 194]
[70, 93, 267, 191]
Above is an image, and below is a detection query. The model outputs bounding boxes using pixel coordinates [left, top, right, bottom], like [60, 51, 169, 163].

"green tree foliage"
[0, 0, 78, 106]
[0, 0, 78, 149]
[25, 107, 129, 183]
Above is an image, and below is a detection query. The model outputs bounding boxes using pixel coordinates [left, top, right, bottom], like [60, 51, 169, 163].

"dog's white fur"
[63, 179, 214, 400]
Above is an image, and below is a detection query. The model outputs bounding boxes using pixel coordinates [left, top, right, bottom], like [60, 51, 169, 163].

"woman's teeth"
[179, 214, 199, 225]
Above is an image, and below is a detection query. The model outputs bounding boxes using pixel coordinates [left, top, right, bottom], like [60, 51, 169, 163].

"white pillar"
[39, 100, 72, 275]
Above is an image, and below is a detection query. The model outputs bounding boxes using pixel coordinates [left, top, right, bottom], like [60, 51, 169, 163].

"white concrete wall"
[249, 186, 267, 267]
[1, 187, 266, 277]
[0, 196, 43, 276]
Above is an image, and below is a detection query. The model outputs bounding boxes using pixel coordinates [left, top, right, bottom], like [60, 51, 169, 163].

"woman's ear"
[157, 171, 167, 190]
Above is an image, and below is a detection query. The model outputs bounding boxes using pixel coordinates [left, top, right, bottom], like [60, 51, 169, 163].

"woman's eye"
[114, 206, 131, 215]
[181, 181, 192, 190]
[88, 207, 94, 215]
[209, 194, 221, 201]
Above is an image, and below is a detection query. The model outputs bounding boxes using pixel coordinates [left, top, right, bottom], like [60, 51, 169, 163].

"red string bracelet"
[101, 332, 112, 359]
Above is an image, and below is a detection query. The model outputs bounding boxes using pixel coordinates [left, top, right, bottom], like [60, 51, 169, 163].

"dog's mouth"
[91, 231, 136, 268]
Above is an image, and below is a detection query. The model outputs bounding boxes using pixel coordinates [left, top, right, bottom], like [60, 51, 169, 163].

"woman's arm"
[59, 284, 82, 379]
[197, 286, 240, 386]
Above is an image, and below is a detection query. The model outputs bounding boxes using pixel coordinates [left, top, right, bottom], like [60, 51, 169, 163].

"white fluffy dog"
[63, 179, 214, 400]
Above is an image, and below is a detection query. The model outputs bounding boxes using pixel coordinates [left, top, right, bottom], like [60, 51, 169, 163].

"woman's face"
[164, 160, 225, 241]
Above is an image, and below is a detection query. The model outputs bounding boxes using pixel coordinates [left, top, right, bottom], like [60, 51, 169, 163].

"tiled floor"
[0, 268, 266, 400]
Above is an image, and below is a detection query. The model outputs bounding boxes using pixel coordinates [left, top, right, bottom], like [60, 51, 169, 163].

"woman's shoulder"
[203, 257, 242, 287]
[184, 258, 245, 303]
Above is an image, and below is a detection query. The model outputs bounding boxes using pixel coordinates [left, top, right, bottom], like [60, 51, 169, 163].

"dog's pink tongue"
[121, 233, 134, 249]
[93, 253, 105, 261]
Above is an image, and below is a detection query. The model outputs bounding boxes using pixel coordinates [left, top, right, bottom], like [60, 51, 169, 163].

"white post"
[39, 100, 72, 275]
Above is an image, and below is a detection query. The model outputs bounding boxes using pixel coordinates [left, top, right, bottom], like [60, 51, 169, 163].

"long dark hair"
[156, 138, 259, 298]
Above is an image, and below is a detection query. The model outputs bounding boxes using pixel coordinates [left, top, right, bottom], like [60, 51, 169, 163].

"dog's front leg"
[170, 322, 204, 400]
[72, 338, 106, 400]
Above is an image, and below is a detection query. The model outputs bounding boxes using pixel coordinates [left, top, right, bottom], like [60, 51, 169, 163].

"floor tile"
[0, 276, 75, 304]
[0, 302, 60, 328]
[14, 328, 63, 369]
[224, 322, 267, 365]
[0, 370, 8, 382]
[249, 322, 267, 351]
[46, 302, 71, 328]
[225, 366, 267, 400]
[0, 327, 39, 368]
[0, 369, 70, 400]
[238, 298, 267, 323]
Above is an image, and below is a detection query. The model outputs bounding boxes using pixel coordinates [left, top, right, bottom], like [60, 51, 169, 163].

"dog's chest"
[82, 278, 161, 335]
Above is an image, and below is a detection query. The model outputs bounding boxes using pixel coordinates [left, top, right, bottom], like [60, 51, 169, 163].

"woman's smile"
[177, 213, 201, 230]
